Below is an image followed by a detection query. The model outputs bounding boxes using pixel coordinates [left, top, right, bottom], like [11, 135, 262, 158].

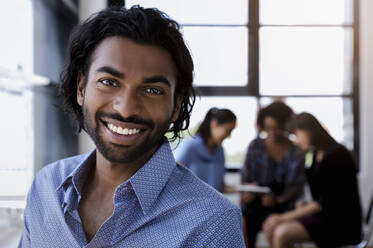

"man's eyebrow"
[143, 76, 171, 87]
[96, 66, 125, 79]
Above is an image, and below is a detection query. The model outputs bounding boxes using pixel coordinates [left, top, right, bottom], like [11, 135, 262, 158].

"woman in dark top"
[263, 112, 362, 248]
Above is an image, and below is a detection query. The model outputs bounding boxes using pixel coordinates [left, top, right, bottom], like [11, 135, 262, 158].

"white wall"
[359, 0, 373, 215]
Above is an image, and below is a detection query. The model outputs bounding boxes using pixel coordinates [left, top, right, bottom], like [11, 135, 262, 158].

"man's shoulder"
[156, 164, 244, 246]
[34, 153, 90, 187]
[166, 164, 240, 213]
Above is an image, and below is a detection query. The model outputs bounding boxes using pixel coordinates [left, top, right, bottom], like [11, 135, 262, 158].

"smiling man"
[18, 6, 245, 248]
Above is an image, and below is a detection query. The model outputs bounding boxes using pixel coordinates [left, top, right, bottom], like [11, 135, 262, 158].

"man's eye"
[99, 79, 117, 87]
[145, 88, 163, 95]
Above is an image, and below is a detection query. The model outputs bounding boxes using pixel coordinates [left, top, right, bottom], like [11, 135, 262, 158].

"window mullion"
[248, 0, 259, 96]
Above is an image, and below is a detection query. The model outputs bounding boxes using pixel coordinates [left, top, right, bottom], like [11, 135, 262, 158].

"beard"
[82, 105, 172, 164]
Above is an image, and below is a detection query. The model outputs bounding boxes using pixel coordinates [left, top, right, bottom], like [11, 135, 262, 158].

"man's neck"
[77, 148, 158, 241]
[93, 151, 146, 191]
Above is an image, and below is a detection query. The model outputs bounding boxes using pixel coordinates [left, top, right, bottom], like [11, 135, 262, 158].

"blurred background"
[0, 0, 372, 247]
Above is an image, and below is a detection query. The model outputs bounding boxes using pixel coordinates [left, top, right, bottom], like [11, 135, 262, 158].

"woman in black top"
[262, 112, 362, 248]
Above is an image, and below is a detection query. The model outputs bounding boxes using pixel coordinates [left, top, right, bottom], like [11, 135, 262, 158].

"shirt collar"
[56, 142, 176, 215]
[127, 141, 176, 215]
[56, 150, 96, 197]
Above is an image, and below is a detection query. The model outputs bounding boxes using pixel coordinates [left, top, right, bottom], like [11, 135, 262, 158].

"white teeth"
[107, 123, 140, 136]
[117, 127, 123, 134]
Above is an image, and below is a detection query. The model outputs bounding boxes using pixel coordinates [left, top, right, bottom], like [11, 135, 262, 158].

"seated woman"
[174, 107, 236, 192]
[262, 112, 362, 248]
[241, 101, 305, 248]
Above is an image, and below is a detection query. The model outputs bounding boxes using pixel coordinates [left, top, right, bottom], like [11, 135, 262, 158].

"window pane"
[126, 0, 248, 25]
[260, 27, 353, 95]
[172, 97, 258, 169]
[0, 90, 33, 196]
[260, 0, 353, 25]
[261, 97, 353, 150]
[0, 0, 33, 198]
[183, 27, 248, 86]
[0, 0, 33, 73]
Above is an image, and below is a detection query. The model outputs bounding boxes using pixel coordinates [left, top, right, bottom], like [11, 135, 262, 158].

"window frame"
[123, 0, 360, 166]
[194, 0, 360, 166]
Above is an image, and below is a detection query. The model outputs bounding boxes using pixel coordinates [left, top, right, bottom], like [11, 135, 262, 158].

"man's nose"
[112, 89, 141, 118]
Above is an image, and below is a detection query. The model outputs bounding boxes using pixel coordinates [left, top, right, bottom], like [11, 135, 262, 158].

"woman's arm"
[281, 201, 321, 221]
[262, 201, 322, 233]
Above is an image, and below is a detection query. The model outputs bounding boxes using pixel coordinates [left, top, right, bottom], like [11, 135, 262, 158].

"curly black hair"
[59, 6, 195, 141]
[257, 101, 293, 131]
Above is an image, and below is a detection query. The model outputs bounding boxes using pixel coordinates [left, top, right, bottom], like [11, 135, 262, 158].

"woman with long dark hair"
[174, 107, 236, 192]
[263, 112, 362, 248]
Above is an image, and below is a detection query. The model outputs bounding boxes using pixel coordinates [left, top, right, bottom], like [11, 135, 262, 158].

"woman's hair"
[257, 101, 294, 131]
[288, 112, 336, 150]
[59, 6, 195, 141]
[197, 107, 236, 144]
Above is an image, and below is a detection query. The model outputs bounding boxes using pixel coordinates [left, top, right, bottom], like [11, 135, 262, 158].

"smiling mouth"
[103, 121, 145, 136]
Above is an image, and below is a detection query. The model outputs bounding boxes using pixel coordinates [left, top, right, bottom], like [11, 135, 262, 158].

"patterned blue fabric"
[19, 141, 245, 248]
[174, 135, 225, 191]
[241, 137, 305, 203]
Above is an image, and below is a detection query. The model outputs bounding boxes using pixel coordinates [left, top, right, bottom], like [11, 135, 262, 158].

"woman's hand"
[262, 214, 285, 238]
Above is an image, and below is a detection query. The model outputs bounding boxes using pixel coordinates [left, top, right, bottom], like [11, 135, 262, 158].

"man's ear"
[77, 73, 85, 107]
[171, 97, 182, 123]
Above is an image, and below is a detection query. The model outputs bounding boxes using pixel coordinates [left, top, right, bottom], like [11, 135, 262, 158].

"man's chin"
[97, 144, 141, 164]
[97, 139, 162, 165]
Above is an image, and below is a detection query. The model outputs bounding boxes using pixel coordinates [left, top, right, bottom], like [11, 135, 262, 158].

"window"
[259, 0, 357, 157]
[183, 27, 248, 86]
[0, 0, 34, 200]
[126, 0, 248, 87]
[126, 0, 359, 168]
[260, 27, 353, 95]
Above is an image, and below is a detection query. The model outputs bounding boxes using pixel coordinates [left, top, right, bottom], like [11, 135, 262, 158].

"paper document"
[234, 184, 271, 194]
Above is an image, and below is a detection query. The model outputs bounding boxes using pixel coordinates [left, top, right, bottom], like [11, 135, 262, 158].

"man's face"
[77, 37, 180, 165]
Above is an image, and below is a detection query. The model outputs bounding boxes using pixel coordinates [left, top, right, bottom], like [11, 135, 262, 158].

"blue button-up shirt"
[19, 142, 244, 247]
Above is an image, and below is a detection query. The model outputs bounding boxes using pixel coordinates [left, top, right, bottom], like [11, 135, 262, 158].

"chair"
[294, 192, 373, 248]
